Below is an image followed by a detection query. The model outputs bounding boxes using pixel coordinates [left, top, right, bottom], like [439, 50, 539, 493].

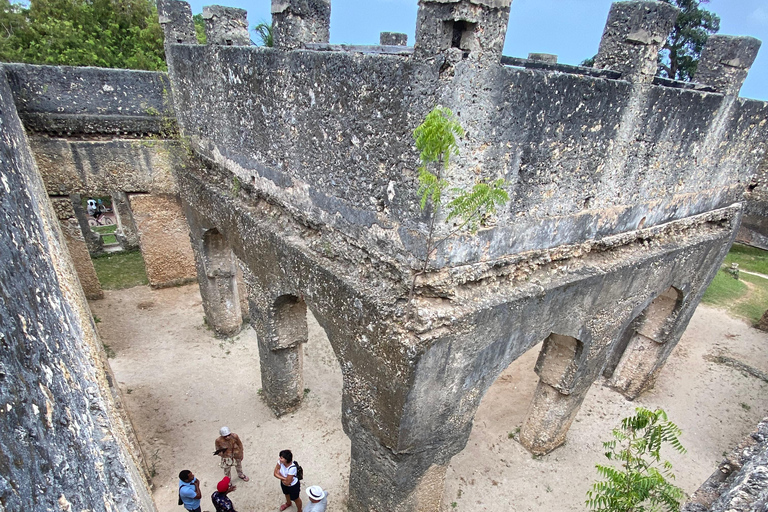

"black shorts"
[281, 482, 300, 500]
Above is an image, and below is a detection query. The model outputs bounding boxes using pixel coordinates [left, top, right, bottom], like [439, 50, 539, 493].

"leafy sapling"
[586, 407, 686, 512]
[407, 106, 509, 311]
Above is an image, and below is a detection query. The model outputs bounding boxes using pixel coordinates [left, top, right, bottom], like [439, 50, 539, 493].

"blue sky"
[186, 0, 768, 101]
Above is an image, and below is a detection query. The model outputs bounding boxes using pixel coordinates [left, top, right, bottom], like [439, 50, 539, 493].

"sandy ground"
[90, 284, 768, 512]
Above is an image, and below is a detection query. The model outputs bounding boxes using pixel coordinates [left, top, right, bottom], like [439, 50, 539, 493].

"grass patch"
[92, 225, 118, 245]
[702, 245, 768, 325]
[92, 225, 117, 235]
[702, 270, 748, 307]
[725, 244, 768, 275]
[92, 250, 148, 289]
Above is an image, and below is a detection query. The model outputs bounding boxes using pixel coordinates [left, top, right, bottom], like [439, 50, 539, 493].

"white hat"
[307, 485, 326, 500]
[220, 426, 230, 436]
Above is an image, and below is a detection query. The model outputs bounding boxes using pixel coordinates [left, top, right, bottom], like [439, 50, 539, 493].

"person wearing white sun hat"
[304, 485, 328, 512]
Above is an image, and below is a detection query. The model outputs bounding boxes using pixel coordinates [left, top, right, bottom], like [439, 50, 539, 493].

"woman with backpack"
[273, 449, 302, 511]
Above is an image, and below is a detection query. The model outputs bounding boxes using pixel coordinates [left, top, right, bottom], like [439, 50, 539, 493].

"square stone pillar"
[271, 0, 331, 50]
[594, 0, 679, 83]
[203, 5, 250, 46]
[694, 35, 761, 96]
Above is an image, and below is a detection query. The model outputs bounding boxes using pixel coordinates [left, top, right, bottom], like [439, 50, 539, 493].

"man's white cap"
[307, 486, 326, 500]
[220, 426, 230, 436]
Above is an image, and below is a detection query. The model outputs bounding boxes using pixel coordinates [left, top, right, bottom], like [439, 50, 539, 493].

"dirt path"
[90, 285, 768, 512]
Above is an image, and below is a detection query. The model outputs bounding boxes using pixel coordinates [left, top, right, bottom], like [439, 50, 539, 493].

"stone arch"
[606, 286, 684, 399]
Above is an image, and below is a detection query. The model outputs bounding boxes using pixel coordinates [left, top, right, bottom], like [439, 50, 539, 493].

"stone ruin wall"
[167, 21, 768, 274]
[157, 0, 768, 509]
[737, 151, 768, 250]
[5, 63, 197, 291]
[0, 68, 155, 512]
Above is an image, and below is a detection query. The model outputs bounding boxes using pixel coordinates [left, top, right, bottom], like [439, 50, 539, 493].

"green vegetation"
[253, 20, 273, 47]
[193, 13, 207, 44]
[408, 106, 509, 309]
[92, 250, 148, 289]
[587, 408, 686, 512]
[657, 0, 720, 81]
[702, 244, 768, 325]
[92, 224, 118, 245]
[0, 0, 165, 70]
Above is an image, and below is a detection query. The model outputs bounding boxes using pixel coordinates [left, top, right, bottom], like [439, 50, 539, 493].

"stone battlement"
[160, 0, 767, 274]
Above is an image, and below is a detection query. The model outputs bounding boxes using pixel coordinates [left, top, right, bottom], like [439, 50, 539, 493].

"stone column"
[414, 0, 511, 64]
[157, 0, 197, 46]
[694, 35, 761, 96]
[519, 380, 591, 455]
[380, 32, 408, 46]
[248, 290, 306, 416]
[271, 0, 331, 50]
[519, 333, 589, 455]
[593, 0, 679, 83]
[196, 228, 243, 337]
[346, 427, 448, 512]
[608, 287, 683, 400]
[111, 191, 140, 251]
[71, 193, 103, 255]
[203, 5, 250, 46]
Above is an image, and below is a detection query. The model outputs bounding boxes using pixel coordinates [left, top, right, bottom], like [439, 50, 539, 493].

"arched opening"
[606, 286, 684, 399]
[444, 332, 584, 509]
[604, 286, 683, 379]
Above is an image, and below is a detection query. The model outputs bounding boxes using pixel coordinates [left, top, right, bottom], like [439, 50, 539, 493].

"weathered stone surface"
[684, 418, 768, 512]
[4, 63, 175, 135]
[131, 193, 197, 288]
[166, 36, 768, 275]
[528, 52, 557, 63]
[380, 31, 408, 46]
[695, 35, 761, 96]
[757, 309, 768, 332]
[30, 137, 182, 196]
[161, 1, 766, 509]
[0, 68, 154, 511]
[158, 0, 197, 45]
[203, 5, 250, 46]
[272, 0, 330, 50]
[50, 197, 105, 299]
[594, 0, 679, 83]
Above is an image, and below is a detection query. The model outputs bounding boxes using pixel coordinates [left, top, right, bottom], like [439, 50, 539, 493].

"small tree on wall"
[407, 106, 509, 308]
[586, 407, 687, 512]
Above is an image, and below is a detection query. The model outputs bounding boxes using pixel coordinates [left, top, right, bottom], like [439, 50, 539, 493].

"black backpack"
[293, 461, 304, 481]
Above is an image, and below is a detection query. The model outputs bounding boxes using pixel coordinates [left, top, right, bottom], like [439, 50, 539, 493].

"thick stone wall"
[131, 193, 197, 287]
[684, 418, 768, 511]
[166, 42, 768, 270]
[0, 68, 155, 511]
[6, 63, 197, 288]
[737, 152, 768, 250]
[50, 196, 104, 299]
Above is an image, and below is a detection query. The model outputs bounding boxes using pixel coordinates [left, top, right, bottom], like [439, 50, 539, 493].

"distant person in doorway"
[274, 449, 302, 511]
[215, 426, 249, 481]
[304, 485, 328, 512]
[178, 469, 202, 512]
[211, 476, 240, 512]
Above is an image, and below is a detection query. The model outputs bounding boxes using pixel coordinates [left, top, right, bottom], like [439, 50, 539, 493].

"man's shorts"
[281, 482, 301, 500]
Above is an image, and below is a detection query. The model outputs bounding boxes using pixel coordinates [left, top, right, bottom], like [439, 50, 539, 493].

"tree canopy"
[657, 0, 720, 81]
[0, 0, 166, 71]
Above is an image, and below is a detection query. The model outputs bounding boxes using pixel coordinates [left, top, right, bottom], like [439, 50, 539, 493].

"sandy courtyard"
[90, 284, 768, 512]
